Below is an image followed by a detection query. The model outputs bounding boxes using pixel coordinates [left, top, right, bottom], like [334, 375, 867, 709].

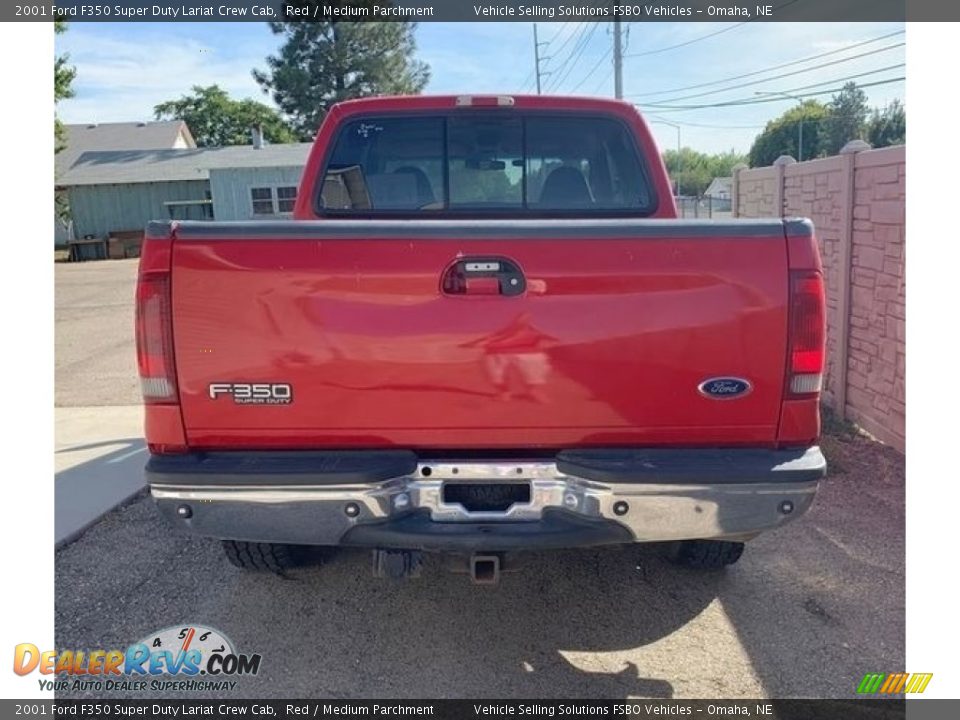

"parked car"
[137, 95, 826, 583]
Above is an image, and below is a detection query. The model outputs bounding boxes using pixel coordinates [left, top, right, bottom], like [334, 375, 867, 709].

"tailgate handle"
[442, 257, 526, 297]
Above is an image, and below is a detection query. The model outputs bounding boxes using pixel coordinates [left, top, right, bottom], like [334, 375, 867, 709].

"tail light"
[787, 271, 826, 397]
[136, 240, 178, 404]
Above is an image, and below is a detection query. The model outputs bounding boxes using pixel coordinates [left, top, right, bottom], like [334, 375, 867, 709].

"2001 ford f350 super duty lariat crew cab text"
[139, 95, 826, 583]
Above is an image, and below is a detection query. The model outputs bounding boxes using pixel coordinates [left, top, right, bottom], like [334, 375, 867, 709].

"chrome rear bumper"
[150, 450, 823, 551]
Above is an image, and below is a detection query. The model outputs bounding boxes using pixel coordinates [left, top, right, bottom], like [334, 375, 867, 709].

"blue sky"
[55, 21, 905, 155]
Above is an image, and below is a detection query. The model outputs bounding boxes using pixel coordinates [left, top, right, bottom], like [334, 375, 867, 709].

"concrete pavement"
[55, 405, 145, 546]
[56, 259, 145, 545]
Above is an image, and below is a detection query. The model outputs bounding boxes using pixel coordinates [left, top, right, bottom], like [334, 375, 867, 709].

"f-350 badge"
[208, 383, 292, 405]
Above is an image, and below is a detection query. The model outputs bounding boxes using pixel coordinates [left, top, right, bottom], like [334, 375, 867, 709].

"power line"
[542, 22, 575, 57]
[645, 114, 767, 129]
[642, 76, 905, 113]
[620, 0, 799, 60]
[644, 109, 896, 131]
[538, 23, 589, 92]
[568, 46, 613, 93]
[545, 24, 597, 92]
[642, 65, 904, 109]
[591, 68, 614, 96]
[630, 30, 904, 99]
[543, 22, 570, 46]
[546, 23, 599, 92]
[518, 68, 535, 93]
[632, 43, 904, 104]
[623, 21, 750, 58]
[628, 42, 904, 104]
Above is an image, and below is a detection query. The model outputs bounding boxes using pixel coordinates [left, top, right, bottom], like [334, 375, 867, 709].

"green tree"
[253, 6, 430, 139]
[867, 99, 906, 148]
[55, 20, 77, 231]
[824, 81, 870, 154]
[662, 148, 748, 197]
[54, 20, 76, 154]
[154, 85, 297, 147]
[748, 100, 830, 167]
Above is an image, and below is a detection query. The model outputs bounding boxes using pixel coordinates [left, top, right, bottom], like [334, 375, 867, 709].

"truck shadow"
[56, 490, 731, 699]
[203, 544, 723, 699]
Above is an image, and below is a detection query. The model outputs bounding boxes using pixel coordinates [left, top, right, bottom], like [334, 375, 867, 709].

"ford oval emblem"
[698, 377, 753, 399]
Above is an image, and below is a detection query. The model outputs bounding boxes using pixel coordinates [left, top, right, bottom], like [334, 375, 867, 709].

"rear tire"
[667, 540, 745, 570]
[222, 541, 335, 573]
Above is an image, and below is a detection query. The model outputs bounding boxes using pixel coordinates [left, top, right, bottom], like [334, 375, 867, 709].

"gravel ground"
[54, 425, 904, 700]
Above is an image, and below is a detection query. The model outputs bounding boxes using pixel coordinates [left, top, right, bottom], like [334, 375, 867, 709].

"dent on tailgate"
[170, 223, 790, 450]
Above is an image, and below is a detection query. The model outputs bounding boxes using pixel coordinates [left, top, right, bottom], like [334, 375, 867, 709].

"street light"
[649, 119, 682, 198]
[755, 90, 805, 161]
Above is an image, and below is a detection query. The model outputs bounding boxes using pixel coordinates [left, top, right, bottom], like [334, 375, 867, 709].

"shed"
[55, 121, 195, 245]
[56, 143, 313, 240]
[704, 176, 733, 200]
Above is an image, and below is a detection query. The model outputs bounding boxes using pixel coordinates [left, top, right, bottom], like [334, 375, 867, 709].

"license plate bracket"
[442, 482, 532, 513]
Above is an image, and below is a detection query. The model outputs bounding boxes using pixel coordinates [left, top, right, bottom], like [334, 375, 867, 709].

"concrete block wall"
[781, 156, 846, 408]
[733, 145, 905, 451]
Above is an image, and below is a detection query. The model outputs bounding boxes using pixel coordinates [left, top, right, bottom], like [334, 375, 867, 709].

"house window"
[251, 187, 274, 215]
[277, 186, 297, 213]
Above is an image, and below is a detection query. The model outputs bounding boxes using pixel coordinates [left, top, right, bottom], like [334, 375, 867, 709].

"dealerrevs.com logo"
[14, 625, 261, 693]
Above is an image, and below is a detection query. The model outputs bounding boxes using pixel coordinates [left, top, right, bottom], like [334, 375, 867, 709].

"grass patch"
[819, 404, 862, 473]
[821, 404, 859, 441]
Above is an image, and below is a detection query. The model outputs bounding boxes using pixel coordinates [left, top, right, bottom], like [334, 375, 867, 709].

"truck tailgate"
[168, 219, 791, 449]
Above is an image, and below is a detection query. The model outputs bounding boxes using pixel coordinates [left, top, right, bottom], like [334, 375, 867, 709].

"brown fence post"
[772, 155, 796, 217]
[835, 139, 872, 420]
[731, 163, 747, 218]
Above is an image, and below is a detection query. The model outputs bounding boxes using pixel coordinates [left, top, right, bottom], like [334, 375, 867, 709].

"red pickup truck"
[138, 95, 826, 583]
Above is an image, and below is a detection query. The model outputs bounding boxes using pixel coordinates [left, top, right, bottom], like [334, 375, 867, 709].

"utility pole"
[613, 19, 623, 99]
[533, 24, 552, 95]
[755, 90, 805, 161]
[533, 24, 542, 94]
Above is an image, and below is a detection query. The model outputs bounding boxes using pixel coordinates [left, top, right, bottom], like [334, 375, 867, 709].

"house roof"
[56, 121, 195, 177]
[57, 143, 314, 187]
[704, 176, 733, 195]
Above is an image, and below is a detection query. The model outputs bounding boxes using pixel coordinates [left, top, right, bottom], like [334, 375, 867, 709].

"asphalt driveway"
[56, 258, 141, 407]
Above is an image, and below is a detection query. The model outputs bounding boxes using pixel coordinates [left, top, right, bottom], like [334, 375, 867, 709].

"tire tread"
[670, 540, 745, 570]
[222, 541, 297, 572]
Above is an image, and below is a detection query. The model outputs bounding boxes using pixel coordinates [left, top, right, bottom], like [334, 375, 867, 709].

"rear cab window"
[317, 112, 656, 217]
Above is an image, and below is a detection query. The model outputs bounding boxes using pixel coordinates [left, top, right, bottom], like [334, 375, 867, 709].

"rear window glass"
[318, 113, 655, 216]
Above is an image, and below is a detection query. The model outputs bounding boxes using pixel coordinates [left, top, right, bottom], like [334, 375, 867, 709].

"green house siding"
[209, 166, 305, 221]
[67, 180, 210, 238]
